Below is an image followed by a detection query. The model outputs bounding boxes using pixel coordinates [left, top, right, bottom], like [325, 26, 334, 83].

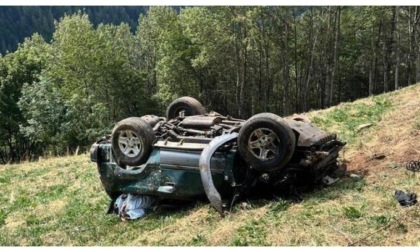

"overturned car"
[90, 97, 346, 217]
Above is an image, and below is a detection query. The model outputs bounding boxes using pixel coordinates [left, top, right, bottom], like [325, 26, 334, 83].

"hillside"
[0, 84, 419, 246]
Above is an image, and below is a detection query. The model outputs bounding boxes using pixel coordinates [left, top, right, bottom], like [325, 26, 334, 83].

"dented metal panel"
[199, 133, 238, 217]
[160, 149, 226, 173]
[95, 143, 233, 201]
[287, 120, 334, 147]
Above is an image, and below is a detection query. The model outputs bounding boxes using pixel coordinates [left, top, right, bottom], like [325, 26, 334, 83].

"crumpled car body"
[92, 143, 237, 201]
[90, 97, 346, 217]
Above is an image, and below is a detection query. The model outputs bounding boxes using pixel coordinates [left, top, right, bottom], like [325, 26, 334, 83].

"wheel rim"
[248, 128, 280, 161]
[175, 107, 194, 118]
[176, 109, 186, 117]
[118, 130, 142, 158]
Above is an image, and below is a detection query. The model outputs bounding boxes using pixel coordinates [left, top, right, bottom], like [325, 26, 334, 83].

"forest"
[0, 6, 419, 163]
[0, 6, 147, 54]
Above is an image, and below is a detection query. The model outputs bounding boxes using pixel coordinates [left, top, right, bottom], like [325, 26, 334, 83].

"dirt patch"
[347, 152, 372, 176]
[346, 85, 420, 175]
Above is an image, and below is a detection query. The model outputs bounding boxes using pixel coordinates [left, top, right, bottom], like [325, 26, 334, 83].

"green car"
[90, 97, 346, 217]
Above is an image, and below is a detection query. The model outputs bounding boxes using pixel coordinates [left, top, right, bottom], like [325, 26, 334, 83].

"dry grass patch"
[41, 230, 71, 246]
[5, 215, 26, 230]
[33, 200, 66, 218]
[135, 206, 212, 245]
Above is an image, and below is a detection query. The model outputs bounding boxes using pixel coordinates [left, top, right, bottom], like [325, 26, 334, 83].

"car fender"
[199, 132, 238, 217]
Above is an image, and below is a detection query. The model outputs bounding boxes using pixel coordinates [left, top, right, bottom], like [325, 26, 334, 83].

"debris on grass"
[349, 173, 363, 179]
[356, 123, 373, 132]
[394, 190, 418, 207]
[406, 160, 420, 172]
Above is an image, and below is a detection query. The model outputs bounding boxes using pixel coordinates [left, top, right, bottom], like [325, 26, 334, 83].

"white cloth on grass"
[114, 193, 155, 220]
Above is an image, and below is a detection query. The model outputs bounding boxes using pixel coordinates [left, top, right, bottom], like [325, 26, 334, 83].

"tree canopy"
[0, 6, 419, 163]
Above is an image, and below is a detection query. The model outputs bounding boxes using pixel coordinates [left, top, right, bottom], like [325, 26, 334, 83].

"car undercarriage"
[90, 97, 346, 218]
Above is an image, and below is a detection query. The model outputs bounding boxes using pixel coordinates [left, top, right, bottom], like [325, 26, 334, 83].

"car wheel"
[140, 115, 161, 128]
[111, 117, 155, 167]
[166, 96, 206, 119]
[238, 113, 296, 172]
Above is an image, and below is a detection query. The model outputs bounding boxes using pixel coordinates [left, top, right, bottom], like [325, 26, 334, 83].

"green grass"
[311, 96, 392, 146]
[0, 83, 419, 246]
[231, 219, 271, 246]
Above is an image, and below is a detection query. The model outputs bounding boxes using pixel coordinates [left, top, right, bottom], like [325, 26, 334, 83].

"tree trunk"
[383, 7, 396, 93]
[329, 7, 340, 106]
[417, 47, 420, 83]
[282, 8, 290, 116]
[240, 23, 248, 118]
[265, 41, 270, 112]
[388, 7, 396, 92]
[408, 7, 419, 85]
[234, 25, 241, 117]
[383, 41, 388, 93]
[395, 6, 400, 90]
[369, 25, 376, 96]
[303, 8, 315, 112]
[293, 8, 299, 112]
[323, 7, 332, 108]
[408, 7, 413, 85]
[416, 7, 420, 83]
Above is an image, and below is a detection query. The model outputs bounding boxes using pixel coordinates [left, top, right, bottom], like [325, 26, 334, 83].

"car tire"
[140, 115, 161, 128]
[111, 117, 155, 167]
[166, 96, 206, 119]
[237, 113, 296, 172]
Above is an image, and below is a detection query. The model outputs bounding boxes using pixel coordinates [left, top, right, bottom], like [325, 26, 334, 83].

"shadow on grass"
[102, 172, 367, 221]
[229, 174, 367, 212]
[152, 200, 198, 217]
[302, 176, 366, 204]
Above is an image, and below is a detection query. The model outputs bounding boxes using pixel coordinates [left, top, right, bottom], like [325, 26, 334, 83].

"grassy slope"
[0, 84, 419, 246]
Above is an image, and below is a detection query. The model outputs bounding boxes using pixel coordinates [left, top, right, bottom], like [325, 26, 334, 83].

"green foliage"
[368, 215, 391, 228]
[136, 7, 200, 106]
[17, 12, 157, 156]
[179, 7, 254, 116]
[231, 220, 271, 246]
[18, 77, 67, 154]
[334, 178, 366, 192]
[0, 33, 48, 162]
[269, 199, 291, 213]
[188, 234, 207, 246]
[0, 209, 5, 226]
[343, 206, 362, 219]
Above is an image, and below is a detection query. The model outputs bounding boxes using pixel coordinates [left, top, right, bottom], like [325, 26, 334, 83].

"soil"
[347, 86, 420, 176]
